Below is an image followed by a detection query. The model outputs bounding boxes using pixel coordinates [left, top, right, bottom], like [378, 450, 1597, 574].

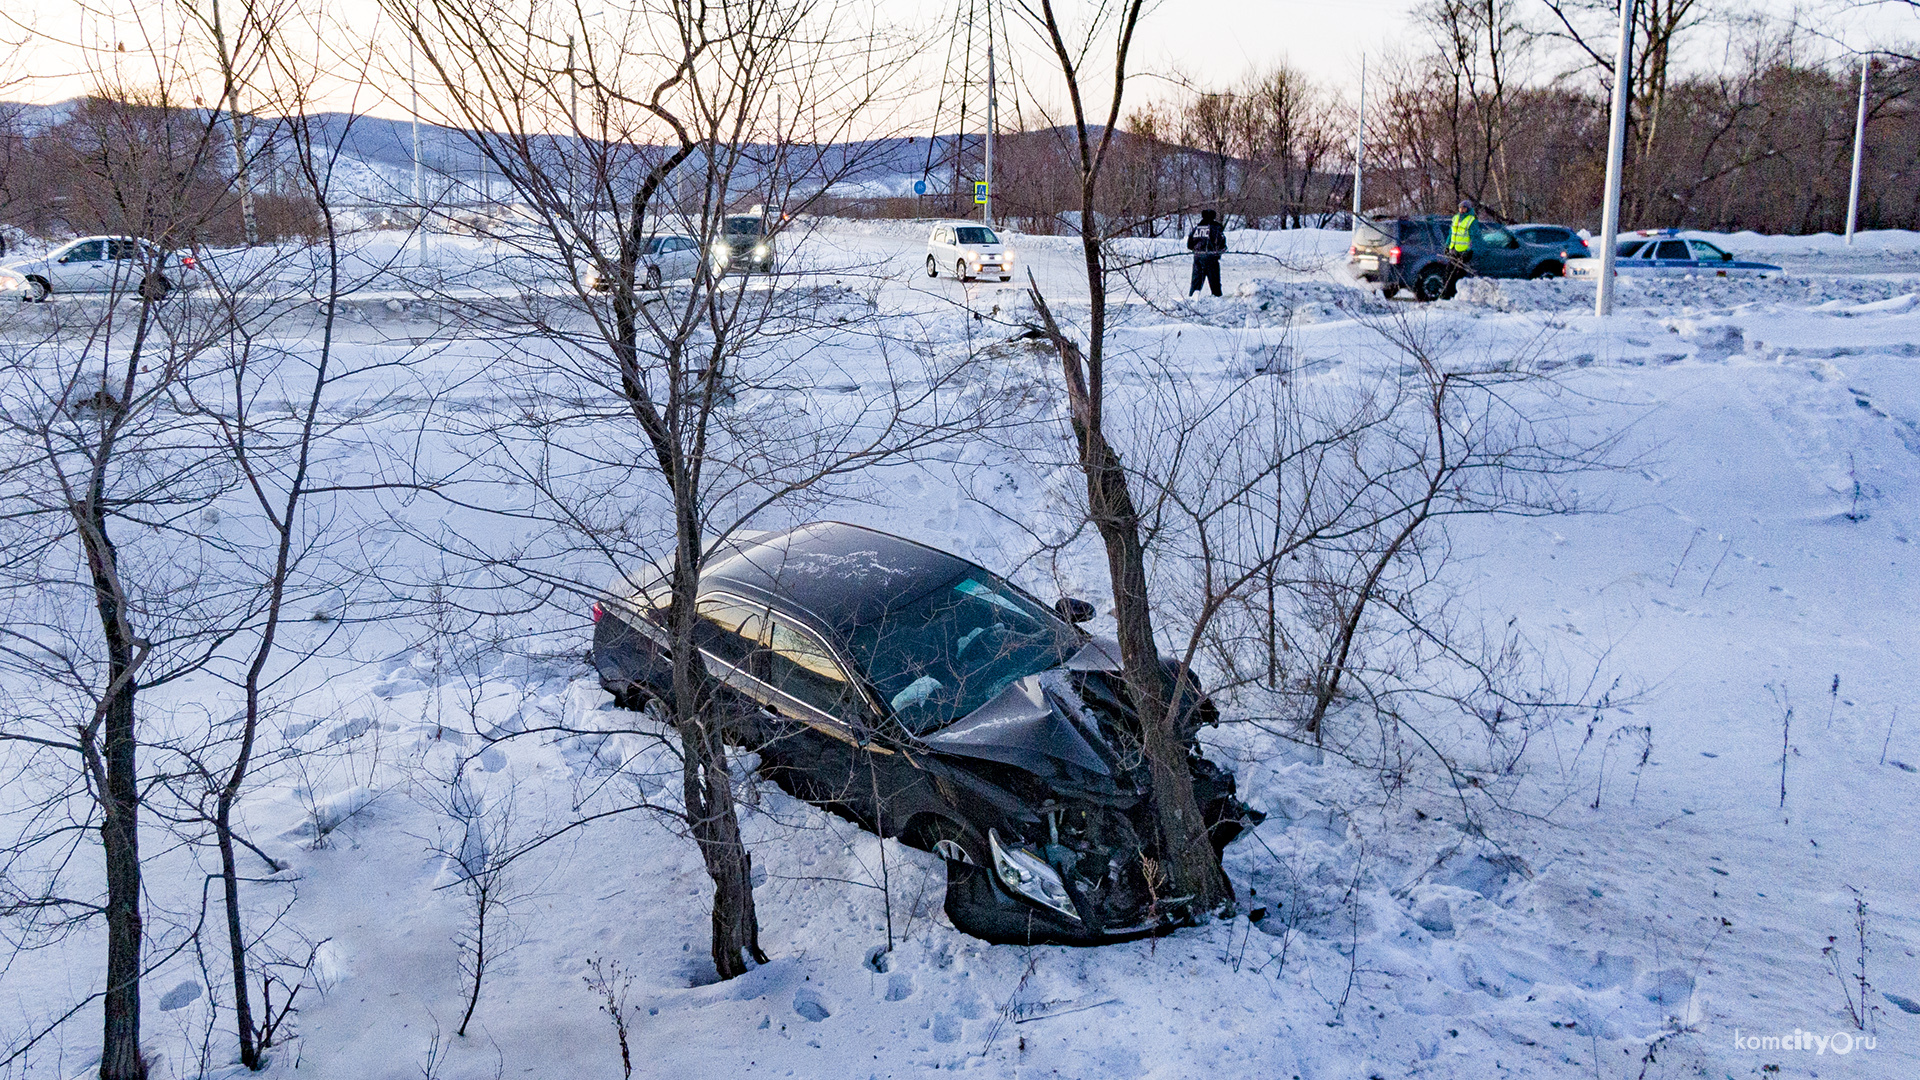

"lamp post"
[1594, 0, 1634, 317]
[1847, 53, 1870, 246]
[1352, 53, 1366, 220]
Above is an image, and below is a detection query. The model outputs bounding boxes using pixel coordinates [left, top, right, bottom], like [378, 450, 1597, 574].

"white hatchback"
[926, 221, 1013, 282]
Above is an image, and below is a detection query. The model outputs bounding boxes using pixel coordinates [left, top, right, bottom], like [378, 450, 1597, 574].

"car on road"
[1563, 230, 1780, 280]
[585, 234, 703, 291]
[926, 220, 1014, 282]
[1348, 215, 1587, 301]
[712, 213, 776, 274]
[4, 236, 197, 302]
[590, 521, 1254, 945]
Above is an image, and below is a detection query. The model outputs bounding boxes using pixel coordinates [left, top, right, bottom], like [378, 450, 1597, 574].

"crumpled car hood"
[920, 672, 1113, 779]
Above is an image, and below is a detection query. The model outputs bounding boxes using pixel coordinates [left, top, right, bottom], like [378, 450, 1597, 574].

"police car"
[1563, 229, 1780, 280]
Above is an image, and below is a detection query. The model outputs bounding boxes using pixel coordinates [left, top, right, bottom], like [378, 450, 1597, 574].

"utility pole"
[984, 42, 995, 226]
[1595, 0, 1634, 317]
[1847, 53, 1870, 246]
[412, 28, 426, 264]
[1352, 53, 1366, 220]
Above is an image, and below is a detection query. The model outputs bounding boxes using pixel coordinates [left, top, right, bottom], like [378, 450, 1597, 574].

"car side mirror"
[1721, 252, 1733, 262]
[1053, 597, 1096, 623]
[57, 255, 69, 264]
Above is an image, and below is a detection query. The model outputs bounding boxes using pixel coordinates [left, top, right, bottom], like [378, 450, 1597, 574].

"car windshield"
[724, 216, 763, 236]
[954, 226, 998, 245]
[845, 570, 1080, 734]
[640, 236, 663, 254]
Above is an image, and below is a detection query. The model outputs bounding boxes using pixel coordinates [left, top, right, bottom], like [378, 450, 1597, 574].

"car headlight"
[988, 829, 1080, 922]
[753, 243, 769, 259]
[0, 272, 21, 289]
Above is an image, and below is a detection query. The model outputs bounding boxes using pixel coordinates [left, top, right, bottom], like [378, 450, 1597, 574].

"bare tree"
[388, 0, 997, 980]
[1012, 0, 1233, 912]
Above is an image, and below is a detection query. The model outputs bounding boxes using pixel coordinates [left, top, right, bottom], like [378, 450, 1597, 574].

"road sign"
[914, 179, 928, 196]
[974, 180, 988, 205]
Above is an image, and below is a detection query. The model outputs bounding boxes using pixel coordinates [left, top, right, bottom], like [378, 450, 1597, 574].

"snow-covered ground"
[3, 221, 1917, 1080]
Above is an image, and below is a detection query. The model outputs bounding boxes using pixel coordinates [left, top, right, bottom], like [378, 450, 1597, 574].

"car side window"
[766, 616, 857, 717]
[66, 241, 105, 262]
[108, 240, 139, 261]
[1688, 240, 1728, 261]
[1655, 240, 1690, 260]
[695, 597, 769, 675]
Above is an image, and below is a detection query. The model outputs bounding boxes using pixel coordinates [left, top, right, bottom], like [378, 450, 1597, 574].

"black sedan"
[589, 522, 1253, 945]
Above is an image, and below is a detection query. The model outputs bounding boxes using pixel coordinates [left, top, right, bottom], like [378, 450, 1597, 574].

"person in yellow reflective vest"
[1446, 200, 1477, 293]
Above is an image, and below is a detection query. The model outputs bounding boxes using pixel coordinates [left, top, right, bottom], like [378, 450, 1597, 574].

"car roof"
[701, 521, 977, 633]
[933, 219, 996, 228]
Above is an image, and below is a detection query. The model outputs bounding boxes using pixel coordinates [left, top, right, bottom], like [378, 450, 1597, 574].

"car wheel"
[956, 260, 969, 282]
[926, 255, 938, 278]
[1381, 284, 1400, 299]
[139, 273, 171, 302]
[905, 815, 982, 866]
[26, 276, 49, 303]
[1529, 262, 1562, 280]
[610, 684, 653, 711]
[1413, 264, 1449, 303]
[644, 265, 663, 290]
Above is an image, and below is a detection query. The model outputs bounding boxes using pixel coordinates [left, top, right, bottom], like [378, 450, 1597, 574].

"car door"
[52, 240, 110, 292]
[1687, 240, 1735, 277]
[107, 239, 149, 292]
[1475, 227, 1525, 276]
[664, 237, 696, 281]
[771, 612, 938, 826]
[1651, 239, 1692, 272]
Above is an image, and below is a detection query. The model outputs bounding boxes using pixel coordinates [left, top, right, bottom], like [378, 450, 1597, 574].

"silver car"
[6, 236, 197, 302]
[926, 220, 1013, 282]
[584, 234, 703, 292]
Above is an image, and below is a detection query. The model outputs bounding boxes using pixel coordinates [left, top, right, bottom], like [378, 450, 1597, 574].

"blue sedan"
[1565, 232, 1780, 280]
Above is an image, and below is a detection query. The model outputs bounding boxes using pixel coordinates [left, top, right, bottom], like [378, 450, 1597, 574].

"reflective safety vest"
[1450, 212, 1475, 252]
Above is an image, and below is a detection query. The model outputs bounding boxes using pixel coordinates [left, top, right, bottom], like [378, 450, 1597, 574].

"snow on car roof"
[701, 521, 975, 632]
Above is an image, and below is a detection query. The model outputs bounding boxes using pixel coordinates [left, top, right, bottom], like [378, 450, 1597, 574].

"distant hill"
[6, 99, 1012, 205]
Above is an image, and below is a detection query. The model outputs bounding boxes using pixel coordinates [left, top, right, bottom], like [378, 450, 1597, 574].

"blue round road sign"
[914, 179, 928, 195]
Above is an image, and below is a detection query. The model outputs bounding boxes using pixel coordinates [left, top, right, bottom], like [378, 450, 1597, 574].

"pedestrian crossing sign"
[974, 181, 988, 205]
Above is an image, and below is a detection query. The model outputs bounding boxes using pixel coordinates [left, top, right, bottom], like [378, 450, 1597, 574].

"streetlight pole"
[1594, 0, 1634, 317]
[411, 24, 425, 264]
[1352, 52, 1366, 220]
[1847, 53, 1870, 246]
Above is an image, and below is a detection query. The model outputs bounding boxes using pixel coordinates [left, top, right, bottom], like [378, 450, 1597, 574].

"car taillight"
[1388, 246, 1402, 264]
[180, 255, 197, 269]
[591, 602, 603, 623]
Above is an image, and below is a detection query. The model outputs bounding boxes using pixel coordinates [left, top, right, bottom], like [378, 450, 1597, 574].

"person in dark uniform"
[1187, 208, 1227, 297]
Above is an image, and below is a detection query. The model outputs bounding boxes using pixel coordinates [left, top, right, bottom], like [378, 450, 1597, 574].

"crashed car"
[590, 521, 1254, 945]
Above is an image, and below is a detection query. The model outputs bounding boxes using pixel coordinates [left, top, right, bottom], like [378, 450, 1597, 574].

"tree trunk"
[82, 509, 146, 1080]
[668, 522, 765, 980]
[1028, 287, 1231, 913]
